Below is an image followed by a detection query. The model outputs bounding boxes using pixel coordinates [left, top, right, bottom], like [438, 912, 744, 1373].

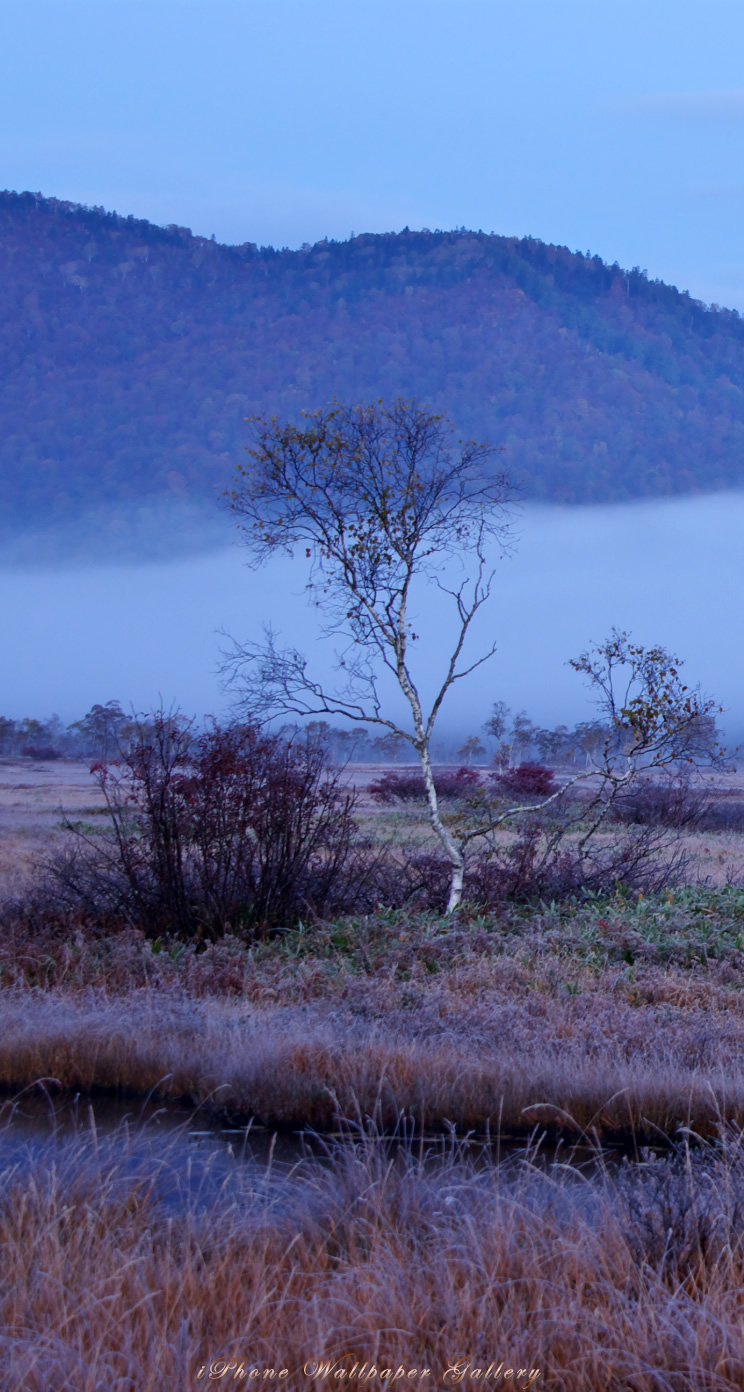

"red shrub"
[52, 716, 362, 939]
[491, 762, 556, 797]
[369, 766, 481, 804]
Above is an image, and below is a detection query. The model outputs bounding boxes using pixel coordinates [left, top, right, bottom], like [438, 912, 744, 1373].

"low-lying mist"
[2, 491, 741, 744]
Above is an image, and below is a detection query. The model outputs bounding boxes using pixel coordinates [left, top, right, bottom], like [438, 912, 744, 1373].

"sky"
[2, 0, 743, 734]
[1, 0, 744, 308]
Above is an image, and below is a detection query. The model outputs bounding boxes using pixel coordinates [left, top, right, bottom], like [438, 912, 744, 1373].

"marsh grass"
[2, 965, 744, 1143]
[6, 869, 744, 1381]
[4, 1117, 744, 1390]
[3, 886, 744, 1139]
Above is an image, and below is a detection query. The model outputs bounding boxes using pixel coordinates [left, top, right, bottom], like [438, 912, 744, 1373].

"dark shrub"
[491, 763, 556, 797]
[365, 849, 453, 913]
[369, 766, 480, 804]
[465, 818, 690, 904]
[51, 715, 363, 939]
[696, 800, 744, 833]
[609, 776, 708, 829]
[21, 745, 61, 760]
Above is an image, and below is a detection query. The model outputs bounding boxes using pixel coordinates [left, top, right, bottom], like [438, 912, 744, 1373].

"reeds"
[4, 887, 744, 1138]
[3, 1118, 744, 1390]
[2, 985, 744, 1141]
[5, 884, 744, 1382]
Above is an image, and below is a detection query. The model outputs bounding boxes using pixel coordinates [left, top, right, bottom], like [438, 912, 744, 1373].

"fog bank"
[1, 491, 741, 742]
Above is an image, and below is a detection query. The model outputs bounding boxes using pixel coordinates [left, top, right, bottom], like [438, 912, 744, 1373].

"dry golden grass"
[4, 1123, 744, 1390]
[0, 757, 109, 898]
[2, 978, 744, 1143]
[6, 771, 744, 1383]
[5, 879, 744, 1139]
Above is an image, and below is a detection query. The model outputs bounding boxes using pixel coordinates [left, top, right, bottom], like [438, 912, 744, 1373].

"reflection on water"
[0, 1091, 311, 1213]
[0, 1089, 665, 1218]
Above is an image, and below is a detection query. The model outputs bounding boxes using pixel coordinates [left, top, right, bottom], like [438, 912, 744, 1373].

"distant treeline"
[2, 191, 744, 555]
[1, 703, 724, 767]
[0, 703, 143, 763]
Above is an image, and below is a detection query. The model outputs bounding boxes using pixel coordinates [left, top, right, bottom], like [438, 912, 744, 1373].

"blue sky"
[2, 0, 743, 728]
[1, 0, 744, 307]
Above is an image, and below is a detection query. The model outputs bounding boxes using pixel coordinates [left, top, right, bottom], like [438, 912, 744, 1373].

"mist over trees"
[2, 191, 744, 555]
[0, 704, 726, 768]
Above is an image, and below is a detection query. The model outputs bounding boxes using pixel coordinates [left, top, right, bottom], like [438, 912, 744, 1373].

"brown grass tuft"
[2, 987, 744, 1143]
[4, 1124, 744, 1389]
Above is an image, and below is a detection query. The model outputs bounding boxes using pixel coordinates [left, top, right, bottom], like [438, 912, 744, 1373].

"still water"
[0, 1090, 657, 1218]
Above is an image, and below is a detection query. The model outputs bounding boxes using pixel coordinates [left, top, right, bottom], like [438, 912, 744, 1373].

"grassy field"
[5, 759, 744, 1387]
[5, 884, 744, 1141]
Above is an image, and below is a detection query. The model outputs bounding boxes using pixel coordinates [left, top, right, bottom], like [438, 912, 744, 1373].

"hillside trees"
[4, 192, 744, 560]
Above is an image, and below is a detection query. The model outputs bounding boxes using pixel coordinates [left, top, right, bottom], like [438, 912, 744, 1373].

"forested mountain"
[2, 190, 744, 554]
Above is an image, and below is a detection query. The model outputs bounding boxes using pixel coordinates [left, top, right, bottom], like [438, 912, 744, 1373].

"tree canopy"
[226, 398, 514, 911]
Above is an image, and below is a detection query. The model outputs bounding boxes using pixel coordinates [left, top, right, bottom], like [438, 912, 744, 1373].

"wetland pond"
[0, 1090, 670, 1221]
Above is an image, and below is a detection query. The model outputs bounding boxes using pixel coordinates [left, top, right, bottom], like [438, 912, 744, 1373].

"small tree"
[225, 398, 513, 912]
[568, 630, 724, 770]
[68, 701, 126, 761]
[573, 719, 610, 769]
[0, 717, 17, 756]
[510, 710, 538, 766]
[483, 700, 511, 765]
[457, 734, 486, 765]
[453, 628, 727, 895]
[372, 731, 408, 763]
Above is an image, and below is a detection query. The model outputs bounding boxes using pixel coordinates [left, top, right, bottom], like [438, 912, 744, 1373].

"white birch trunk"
[394, 614, 465, 913]
[417, 739, 465, 914]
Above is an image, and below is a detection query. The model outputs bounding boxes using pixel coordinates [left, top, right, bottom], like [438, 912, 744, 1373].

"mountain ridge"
[2, 190, 744, 556]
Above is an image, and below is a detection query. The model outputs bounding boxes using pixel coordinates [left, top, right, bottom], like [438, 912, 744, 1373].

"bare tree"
[484, 701, 512, 768]
[454, 629, 727, 889]
[224, 398, 513, 912]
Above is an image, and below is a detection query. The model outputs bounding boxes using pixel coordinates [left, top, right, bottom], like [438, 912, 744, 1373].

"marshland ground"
[5, 757, 744, 1389]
